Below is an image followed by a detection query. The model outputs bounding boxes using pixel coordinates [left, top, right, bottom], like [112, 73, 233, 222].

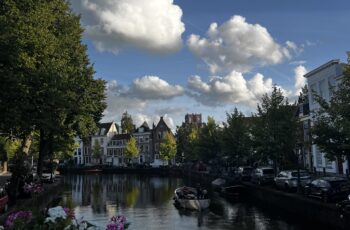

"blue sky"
[70, 0, 350, 129]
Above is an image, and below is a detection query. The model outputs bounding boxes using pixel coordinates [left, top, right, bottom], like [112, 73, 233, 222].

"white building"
[86, 122, 119, 165]
[305, 59, 348, 174]
[73, 137, 84, 165]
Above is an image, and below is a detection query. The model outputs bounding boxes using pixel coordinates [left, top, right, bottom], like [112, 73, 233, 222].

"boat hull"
[174, 187, 210, 210]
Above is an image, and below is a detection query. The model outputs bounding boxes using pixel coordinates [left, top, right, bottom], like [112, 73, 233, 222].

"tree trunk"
[37, 129, 47, 178]
[347, 154, 350, 177]
[21, 133, 32, 155]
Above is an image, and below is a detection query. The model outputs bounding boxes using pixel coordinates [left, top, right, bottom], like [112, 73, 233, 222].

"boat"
[174, 186, 210, 210]
[83, 168, 102, 174]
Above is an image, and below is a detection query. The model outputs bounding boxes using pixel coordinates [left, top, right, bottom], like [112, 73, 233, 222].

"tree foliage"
[196, 117, 221, 163]
[124, 137, 139, 161]
[176, 123, 199, 161]
[159, 132, 177, 162]
[121, 112, 134, 134]
[312, 56, 350, 167]
[221, 108, 252, 165]
[251, 86, 298, 170]
[0, 0, 106, 177]
[92, 139, 102, 160]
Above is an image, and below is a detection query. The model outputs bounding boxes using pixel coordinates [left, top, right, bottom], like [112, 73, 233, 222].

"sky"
[69, 0, 350, 130]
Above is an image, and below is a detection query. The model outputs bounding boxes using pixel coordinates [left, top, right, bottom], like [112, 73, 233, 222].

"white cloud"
[133, 113, 175, 131]
[187, 71, 279, 107]
[127, 76, 184, 100]
[187, 15, 293, 74]
[75, 0, 185, 54]
[294, 65, 307, 95]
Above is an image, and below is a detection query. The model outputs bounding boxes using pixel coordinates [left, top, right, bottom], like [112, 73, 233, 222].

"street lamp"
[296, 147, 302, 194]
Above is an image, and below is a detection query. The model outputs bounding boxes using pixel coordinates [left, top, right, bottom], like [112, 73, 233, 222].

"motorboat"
[220, 185, 245, 200]
[174, 186, 210, 210]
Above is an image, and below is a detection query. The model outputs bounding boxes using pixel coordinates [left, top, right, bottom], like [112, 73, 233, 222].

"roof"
[304, 59, 341, 78]
[135, 121, 151, 132]
[96, 122, 115, 136]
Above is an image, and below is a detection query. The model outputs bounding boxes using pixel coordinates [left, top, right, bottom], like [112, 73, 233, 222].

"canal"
[61, 174, 325, 230]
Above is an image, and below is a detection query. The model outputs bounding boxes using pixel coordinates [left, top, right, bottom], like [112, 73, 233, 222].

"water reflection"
[62, 174, 316, 230]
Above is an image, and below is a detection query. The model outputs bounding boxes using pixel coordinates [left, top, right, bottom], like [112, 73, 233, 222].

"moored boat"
[174, 186, 210, 210]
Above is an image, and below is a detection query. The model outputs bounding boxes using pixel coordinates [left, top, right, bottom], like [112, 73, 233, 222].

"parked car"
[274, 170, 311, 191]
[41, 169, 56, 183]
[304, 177, 350, 202]
[251, 167, 275, 185]
[237, 166, 253, 181]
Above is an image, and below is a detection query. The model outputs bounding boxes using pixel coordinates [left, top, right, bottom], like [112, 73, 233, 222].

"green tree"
[160, 132, 177, 163]
[221, 108, 252, 165]
[0, 0, 106, 178]
[251, 86, 298, 171]
[121, 112, 135, 134]
[92, 139, 102, 164]
[312, 55, 350, 173]
[124, 137, 139, 165]
[176, 123, 199, 161]
[196, 117, 221, 163]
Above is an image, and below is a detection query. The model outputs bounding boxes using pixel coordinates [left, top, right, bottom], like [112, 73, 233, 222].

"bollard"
[323, 167, 326, 176]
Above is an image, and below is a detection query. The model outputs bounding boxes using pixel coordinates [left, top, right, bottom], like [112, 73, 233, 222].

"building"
[304, 59, 348, 174]
[133, 121, 153, 164]
[73, 137, 84, 165]
[185, 113, 202, 126]
[106, 133, 131, 166]
[85, 122, 119, 165]
[152, 117, 175, 166]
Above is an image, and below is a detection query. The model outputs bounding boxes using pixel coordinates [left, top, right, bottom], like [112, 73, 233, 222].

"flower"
[23, 182, 43, 194]
[45, 206, 68, 223]
[5, 211, 32, 228]
[106, 215, 129, 230]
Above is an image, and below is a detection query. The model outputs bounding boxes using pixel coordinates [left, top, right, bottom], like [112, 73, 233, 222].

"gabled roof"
[96, 122, 116, 136]
[135, 121, 151, 132]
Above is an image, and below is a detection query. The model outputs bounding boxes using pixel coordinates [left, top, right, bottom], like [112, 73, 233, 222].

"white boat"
[174, 187, 210, 210]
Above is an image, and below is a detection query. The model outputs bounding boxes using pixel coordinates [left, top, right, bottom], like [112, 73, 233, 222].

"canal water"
[62, 174, 320, 230]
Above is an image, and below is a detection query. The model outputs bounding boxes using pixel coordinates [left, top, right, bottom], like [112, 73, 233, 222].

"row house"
[79, 117, 173, 166]
[304, 59, 349, 174]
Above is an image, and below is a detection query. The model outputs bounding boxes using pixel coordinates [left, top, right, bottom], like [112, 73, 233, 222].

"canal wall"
[244, 182, 350, 230]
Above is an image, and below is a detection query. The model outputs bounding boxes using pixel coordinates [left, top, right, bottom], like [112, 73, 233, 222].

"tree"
[92, 139, 102, 163]
[221, 108, 252, 166]
[196, 117, 221, 163]
[312, 55, 350, 173]
[124, 137, 139, 165]
[251, 86, 298, 171]
[121, 112, 135, 134]
[176, 123, 199, 161]
[0, 0, 106, 178]
[159, 132, 177, 163]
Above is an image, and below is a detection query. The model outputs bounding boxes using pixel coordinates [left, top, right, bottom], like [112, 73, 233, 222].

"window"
[158, 132, 161, 139]
[328, 77, 334, 98]
[316, 147, 322, 167]
[100, 138, 104, 145]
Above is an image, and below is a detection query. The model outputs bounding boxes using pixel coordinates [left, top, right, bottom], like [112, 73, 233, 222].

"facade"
[73, 137, 84, 165]
[152, 117, 175, 166]
[304, 59, 348, 174]
[185, 113, 202, 126]
[133, 122, 153, 164]
[106, 134, 131, 166]
[85, 122, 119, 165]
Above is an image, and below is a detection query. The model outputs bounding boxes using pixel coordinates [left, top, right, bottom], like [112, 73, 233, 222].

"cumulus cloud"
[74, 0, 185, 54]
[187, 71, 278, 107]
[187, 15, 293, 74]
[294, 65, 307, 95]
[127, 76, 184, 100]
